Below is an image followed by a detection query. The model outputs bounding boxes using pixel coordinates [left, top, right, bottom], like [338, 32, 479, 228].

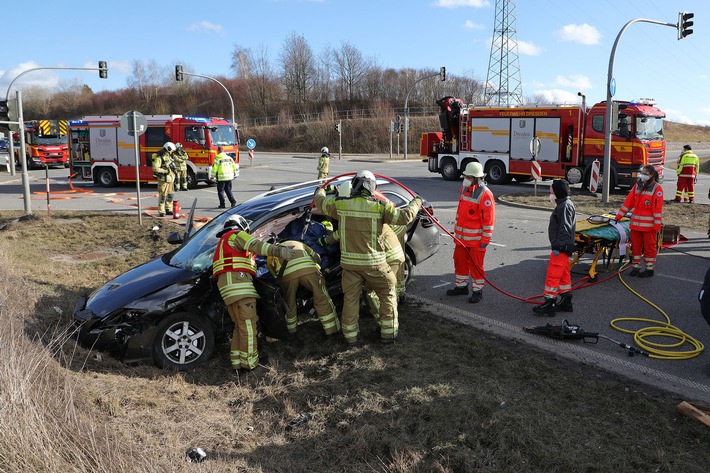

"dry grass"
[1, 211, 710, 472]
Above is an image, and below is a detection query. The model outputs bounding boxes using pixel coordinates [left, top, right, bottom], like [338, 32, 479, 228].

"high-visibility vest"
[454, 183, 496, 246]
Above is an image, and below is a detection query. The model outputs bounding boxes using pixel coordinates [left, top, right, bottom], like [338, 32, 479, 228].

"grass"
[1, 211, 710, 472]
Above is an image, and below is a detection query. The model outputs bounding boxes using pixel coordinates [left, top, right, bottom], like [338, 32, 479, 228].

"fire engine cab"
[68, 115, 239, 188]
[421, 97, 666, 190]
[14, 120, 69, 169]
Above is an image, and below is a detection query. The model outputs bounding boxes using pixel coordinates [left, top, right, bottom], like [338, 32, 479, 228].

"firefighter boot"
[446, 286, 468, 296]
[556, 292, 573, 312]
[533, 298, 556, 316]
[468, 290, 483, 303]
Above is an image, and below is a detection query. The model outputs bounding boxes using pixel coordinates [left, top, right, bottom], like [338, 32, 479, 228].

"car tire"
[403, 253, 413, 287]
[152, 312, 215, 371]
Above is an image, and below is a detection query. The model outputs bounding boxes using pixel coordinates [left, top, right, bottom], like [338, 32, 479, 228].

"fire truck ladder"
[459, 110, 469, 151]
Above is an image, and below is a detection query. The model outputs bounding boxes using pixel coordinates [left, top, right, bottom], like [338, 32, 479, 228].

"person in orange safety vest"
[614, 164, 664, 278]
[533, 179, 576, 316]
[446, 161, 495, 303]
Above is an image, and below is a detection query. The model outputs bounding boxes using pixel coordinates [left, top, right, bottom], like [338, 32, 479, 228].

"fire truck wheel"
[485, 160, 511, 185]
[152, 312, 215, 371]
[186, 169, 197, 189]
[95, 167, 118, 187]
[513, 175, 533, 183]
[440, 159, 461, 181]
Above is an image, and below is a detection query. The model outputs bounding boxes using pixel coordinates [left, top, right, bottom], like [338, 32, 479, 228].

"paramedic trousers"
[453, 244, 487, 291]
[282, 272, 340, 335]
[675, 176, 695, 202]
[543, 251, 572, 298]
[226, 297, 259, 370]
[630, 230, 659, 271]
[341, 265, 397, 343]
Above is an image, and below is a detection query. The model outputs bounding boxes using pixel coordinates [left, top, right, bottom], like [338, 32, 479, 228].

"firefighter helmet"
[175, 142, 183, 149]
[321, 146, 329, 154]
[463, 162, 484, 178]
[223, 215, 249, 233]
[163, 142, 177, 153]
[352, 170, 376, 195]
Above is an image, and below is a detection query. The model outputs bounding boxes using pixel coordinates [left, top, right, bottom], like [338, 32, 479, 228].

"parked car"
[0, 137, 8, 152]
[73, 178, 441, 371]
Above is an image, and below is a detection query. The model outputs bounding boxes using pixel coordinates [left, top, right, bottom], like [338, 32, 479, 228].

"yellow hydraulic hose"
[611, 263, 704, 360]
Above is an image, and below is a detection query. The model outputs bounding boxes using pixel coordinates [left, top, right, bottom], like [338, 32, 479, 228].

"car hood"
[83, 256, 198, 319]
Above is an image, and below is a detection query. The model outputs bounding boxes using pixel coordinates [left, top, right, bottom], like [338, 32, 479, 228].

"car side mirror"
[167, 231, 184, 245]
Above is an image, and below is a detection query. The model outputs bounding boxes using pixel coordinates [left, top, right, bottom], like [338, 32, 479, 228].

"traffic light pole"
[178, 70, 235, 128]
[15, 91, 31, 215]
[4, 65, 106, 102]
[601, 18, 679, 203]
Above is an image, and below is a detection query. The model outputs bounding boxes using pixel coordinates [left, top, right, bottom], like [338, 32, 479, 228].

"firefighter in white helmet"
[314, 170, 422, 344]
[446, 161, 496, 303]
[317, 146, 330, 180]
[152, 142, 177, 217]
[212, 215, 298, 373]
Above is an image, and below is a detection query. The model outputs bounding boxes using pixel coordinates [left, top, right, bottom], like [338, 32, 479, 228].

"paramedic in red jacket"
[446, 162, 496, 303]
[614, 164, 664, 278]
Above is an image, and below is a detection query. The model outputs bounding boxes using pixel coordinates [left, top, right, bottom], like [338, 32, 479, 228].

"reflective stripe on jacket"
[616, 182, 664, 232]
[267, 240, 319, 282]
[211, 153, 237, 181]
[454, 183, 496, 246]
[677, 150, 699, 178]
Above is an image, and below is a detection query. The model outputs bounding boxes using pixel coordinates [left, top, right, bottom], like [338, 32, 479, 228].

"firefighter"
[317, 146, 330, 180]
[446, 161, 496, 303]
[267, 240, 340, 337]
[212, 215, 298, 372]
[533, 179, 576, 316]
[211, 146, 239, 209]
[172, 142, 189, 191]
[614, 164, 664, 277]
[673, 145, 700, 203]
[314, 170, 422, 344]
[152, 142, 177, 217]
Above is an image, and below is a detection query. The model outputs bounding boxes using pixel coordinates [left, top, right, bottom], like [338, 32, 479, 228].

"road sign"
[246, 138, 256, 150]
[119, 111, 147, 136]
[589, 159, 601, 193]
[609, 78, 616, 97]
[531, 160, 542, 181]
[529, 137, 541, 158]
[248, 149, 254, 161]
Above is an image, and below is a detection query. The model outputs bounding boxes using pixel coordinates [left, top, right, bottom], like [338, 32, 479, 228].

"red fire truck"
[68, 115, 239, 187]
[13, 120, 69, 169]
[421, 96, 666, 189]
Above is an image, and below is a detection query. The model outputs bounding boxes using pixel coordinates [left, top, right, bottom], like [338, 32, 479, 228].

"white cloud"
[186, 21, 225, 37]
[664, 109, 695, 125]
[555, 74, 592, 89]
[531, 89, 582, 105]
[557, 24, 601, 45]
[516, 40, 542, 56]
[463, 20, 486, 30]
[0, 61, 59, 89]
[433, 0, 490, 8]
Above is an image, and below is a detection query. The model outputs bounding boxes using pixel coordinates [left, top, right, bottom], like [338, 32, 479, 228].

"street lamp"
[403, 67, 446, 160]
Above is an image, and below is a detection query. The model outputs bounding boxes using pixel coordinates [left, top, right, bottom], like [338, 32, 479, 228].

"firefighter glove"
[412, 196, 423, 209]
[277, 246, 299, 261]
[317, 237, 327, 247]
[324, 184, 337, 194]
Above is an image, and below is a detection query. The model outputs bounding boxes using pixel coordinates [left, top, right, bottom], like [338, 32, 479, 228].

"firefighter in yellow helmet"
[152, 142, 177, 217]
[317, 146, 330, 180]
[212, 215, 298, 372]
[172, 142, 189, 191]
[267, 240, 340, 337]
[314, 170, 422, 344]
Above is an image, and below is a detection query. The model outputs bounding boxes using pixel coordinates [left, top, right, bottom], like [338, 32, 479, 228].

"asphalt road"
[2, 152, 710, 403]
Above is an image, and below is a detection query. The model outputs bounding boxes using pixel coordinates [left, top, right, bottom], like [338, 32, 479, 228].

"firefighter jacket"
[326, 224, 405, 265]
[314, 188, 422, 269]
[615, 181, 663, 233]
[454, 183, 495, 247]
[317, 153, 329, 175]
[173, 148, 189, 171]
[212, 230, 295, 303]
[266, 240, 320, 283]
[548, 197, 576, 256]
[152, 150, 175, 183]
[211, 153, 238, 182]
[677, 150, 699, 178]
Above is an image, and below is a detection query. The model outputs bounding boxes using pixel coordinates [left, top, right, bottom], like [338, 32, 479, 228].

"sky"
[2, 0, 709, 125]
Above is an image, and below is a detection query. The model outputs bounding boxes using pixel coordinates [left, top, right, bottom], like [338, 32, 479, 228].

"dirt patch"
[50, 244, 139, 263]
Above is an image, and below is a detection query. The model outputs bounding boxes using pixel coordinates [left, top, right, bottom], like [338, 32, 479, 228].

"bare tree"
[230, 45, 253, 79]
[127, 59, 163, 109]
[279, 32, 316, 107]
[21, 86, 54, 119]
[333, 41, 373, 101]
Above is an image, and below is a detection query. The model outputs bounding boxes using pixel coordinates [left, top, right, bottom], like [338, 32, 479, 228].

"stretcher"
[569, 215, 631, 280]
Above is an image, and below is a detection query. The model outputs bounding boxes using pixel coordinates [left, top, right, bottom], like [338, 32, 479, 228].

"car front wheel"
[152, 312, 215, 371]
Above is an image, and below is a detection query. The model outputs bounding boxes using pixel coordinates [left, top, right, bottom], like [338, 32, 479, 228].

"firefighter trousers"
[157, 180, 174, 215]
[453, 244, 487, 291]
[630, 230, 659, 270]
[226, 297, 259, 370]
[341, 265, 397, 343]
[177, 169, 188, 190]
[365, 261, 402, 324]
[543, 251, 572, 298]
[282, 272, 340, 335]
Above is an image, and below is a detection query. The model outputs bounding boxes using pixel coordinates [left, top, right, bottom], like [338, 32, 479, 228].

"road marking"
[433, 281, 450, 288]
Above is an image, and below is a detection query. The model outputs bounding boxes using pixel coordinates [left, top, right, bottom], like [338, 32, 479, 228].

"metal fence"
[242, 106, 439, 127]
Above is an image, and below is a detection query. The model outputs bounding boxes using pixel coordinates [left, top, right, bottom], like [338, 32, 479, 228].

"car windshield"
[635, 116, 664, 140]
[209, 125, 237, 146]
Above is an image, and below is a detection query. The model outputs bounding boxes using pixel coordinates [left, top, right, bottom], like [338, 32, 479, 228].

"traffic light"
[98, 61, 108, 79]
[175, 65, 184, 81]
[440, 66, 446, 81]
[678, 11, 694, 40]
[0, 100, 8, 132]
[335, 122, 340, 133]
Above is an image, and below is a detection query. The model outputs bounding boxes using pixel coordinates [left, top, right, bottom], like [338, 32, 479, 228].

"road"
[1, 152, 710, 403]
